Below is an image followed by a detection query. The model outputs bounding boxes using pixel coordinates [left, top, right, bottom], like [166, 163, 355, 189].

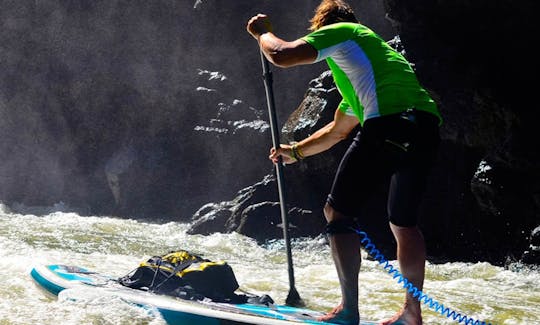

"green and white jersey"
[301, 22, 441, 125]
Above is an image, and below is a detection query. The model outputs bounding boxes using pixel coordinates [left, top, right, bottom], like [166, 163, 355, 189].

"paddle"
[259, 51, 303, 307]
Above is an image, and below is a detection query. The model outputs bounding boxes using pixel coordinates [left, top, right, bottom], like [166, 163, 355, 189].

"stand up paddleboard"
[30, 264, 377, 325]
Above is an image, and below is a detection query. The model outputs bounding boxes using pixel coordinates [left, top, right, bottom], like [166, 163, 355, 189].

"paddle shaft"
[259, 51, 302, 307]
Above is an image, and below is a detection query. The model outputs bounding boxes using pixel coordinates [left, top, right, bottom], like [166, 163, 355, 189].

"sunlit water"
[0, 203, 538, 325]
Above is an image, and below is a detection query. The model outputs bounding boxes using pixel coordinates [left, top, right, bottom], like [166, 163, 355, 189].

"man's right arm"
[247, 14, 317, 68]
[258, 34, 317, 68]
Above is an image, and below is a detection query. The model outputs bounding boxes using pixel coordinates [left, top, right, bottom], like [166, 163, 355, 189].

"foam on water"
[1, 206, 538, 324]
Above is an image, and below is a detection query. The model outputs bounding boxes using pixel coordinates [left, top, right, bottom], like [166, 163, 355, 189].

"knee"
[323, 204, 359, 236]
[388, 212, 417, 228]
[325, 218, 359, 236]
[323, 203, 336, 223]
[324, 203, 350, 223]
[389, 222, 424, 240]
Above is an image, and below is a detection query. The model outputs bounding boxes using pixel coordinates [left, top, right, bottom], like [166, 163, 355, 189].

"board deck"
[30, 264, 377, 325]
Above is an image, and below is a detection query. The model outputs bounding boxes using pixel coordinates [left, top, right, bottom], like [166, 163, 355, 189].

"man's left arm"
[268, 108, 359, 165]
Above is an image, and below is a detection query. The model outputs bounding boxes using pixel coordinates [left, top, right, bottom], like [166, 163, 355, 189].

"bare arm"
[246, 14, 317, 68]
[246, 14, 356, 163]
[269, 109, 360, 164]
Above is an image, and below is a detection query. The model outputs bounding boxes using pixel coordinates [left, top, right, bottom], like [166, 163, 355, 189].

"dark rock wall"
[189, 1, 539, 265]
[382, 0, 539, 263]
[1, 0, 537, 264]
[0, 0, 391, 217]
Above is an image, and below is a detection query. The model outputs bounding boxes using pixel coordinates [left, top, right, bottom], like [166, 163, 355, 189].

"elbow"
[260, 37, 313, 68]
[339, 132, 350, 141]
[266, 51, 296, 68]
[334, 132, 349, 142]
[325, 123, 350, 144]
[333, 126, 354, 143]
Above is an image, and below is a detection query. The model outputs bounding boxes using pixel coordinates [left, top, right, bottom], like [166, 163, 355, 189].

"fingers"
[250, 13, 268, 21]
[246, 13, 272, 39]
[269, 145, 296, 165]
[269, 146, 280, 163]
[248, 13, 268, 26]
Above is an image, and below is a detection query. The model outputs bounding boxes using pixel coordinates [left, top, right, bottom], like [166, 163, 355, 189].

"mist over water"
[1, 204, 538, 325]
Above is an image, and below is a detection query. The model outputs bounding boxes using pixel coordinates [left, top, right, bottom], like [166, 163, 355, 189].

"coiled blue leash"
[351, 228, 492, 325]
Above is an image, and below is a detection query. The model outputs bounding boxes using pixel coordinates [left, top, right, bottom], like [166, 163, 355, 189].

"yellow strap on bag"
[180, 260, 227, 276]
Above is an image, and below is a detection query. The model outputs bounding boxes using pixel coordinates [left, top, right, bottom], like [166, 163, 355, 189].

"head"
[309, 0, 358, 31]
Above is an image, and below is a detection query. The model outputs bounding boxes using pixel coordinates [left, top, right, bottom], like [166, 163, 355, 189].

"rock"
[236, 202, 284, 241]
[521, 226, 540, 265]
[188, 173, 327, 243]
[188, 202, 233, 236]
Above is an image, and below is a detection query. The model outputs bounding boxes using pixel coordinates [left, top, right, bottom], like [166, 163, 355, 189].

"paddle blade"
[285, 287, 305, 307]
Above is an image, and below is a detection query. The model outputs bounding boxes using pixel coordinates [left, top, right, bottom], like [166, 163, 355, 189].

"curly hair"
[309, 0, 358, 31]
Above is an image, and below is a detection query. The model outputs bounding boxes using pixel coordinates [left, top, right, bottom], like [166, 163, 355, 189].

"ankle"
[403, 300, 421, 315]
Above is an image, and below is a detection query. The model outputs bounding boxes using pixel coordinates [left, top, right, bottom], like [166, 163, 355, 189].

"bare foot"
[379, 308, 422, 325]
[317, 304, 359, 324]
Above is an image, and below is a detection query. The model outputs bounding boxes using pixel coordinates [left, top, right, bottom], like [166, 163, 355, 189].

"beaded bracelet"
[291, 144, 304, 161]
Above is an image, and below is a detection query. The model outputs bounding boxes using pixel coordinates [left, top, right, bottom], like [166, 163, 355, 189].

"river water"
[0, 203, 538, 325]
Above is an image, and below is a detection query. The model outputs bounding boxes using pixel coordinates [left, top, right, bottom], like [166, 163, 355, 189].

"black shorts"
[326, 109, 440, 227]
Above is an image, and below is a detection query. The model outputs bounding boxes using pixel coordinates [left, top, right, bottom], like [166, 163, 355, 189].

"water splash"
[193, 0, 203, 9]
[474, 160, 493, 185]
[353, 228, 492, 325]
[0, 207, 537, 324]
[197, 69, 227, 81]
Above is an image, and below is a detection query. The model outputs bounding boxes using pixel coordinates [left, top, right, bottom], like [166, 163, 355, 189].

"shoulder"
[301, 23, 364, 49]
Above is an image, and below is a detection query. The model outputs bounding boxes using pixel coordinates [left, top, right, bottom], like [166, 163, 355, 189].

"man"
[247, 1, 441, 324]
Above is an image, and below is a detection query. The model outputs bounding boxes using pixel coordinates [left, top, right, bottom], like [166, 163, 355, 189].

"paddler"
[246, 1, 442, 324]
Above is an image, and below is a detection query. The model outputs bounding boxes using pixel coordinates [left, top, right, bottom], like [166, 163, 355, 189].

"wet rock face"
[521, 226, 540, 265]
[0, 0, 326, 217]
[190, 0, 540, 265]
[382, 0, 539, 264]
[0, 0, 394, 218]
[1, 1, 538, 264]
[188, 174, 326, 242]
